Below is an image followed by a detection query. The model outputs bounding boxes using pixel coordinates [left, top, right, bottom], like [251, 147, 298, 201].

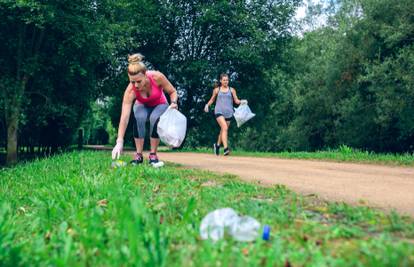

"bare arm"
[153, 71, 178, 108]
[231, 88, 241, 105]
[116, 84, 135, 141]
[206, 88, 219, 106]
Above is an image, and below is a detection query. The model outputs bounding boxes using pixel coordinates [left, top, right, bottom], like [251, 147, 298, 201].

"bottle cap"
[262, 225, 270, 241]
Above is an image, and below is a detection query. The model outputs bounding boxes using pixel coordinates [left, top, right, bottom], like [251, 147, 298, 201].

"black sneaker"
[149, 153, 159, 164]
[223, 147, 230, 156]
[130, 153, 143, 165]
[213, 143, 220, 156]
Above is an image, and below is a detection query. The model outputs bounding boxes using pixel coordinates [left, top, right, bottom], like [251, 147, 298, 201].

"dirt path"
[157, 152, 414, 216]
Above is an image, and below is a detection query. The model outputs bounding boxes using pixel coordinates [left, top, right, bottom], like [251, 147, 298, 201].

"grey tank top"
[214, 87, 234, 118]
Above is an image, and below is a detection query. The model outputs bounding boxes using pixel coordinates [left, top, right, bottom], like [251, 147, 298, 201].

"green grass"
[176, 145, 414, 166]
[1, 151, 413, 266]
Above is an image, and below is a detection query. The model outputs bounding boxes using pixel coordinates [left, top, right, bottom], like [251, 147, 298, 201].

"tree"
[0, 0, 117, 164]
[280, 0, 414, 152]
[103, 0, 300, 148]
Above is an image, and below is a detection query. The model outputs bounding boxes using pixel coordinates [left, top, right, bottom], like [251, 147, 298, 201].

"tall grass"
[1, 151, 413, 266]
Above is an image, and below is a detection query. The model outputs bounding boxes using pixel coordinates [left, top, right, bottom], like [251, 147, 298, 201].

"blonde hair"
[128, 53, 146, 75]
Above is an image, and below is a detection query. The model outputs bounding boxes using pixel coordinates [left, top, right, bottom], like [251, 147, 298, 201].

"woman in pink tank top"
[112, 53, 178, 164]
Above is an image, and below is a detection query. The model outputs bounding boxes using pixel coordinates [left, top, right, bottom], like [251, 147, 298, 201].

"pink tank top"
[132, 71, 167, 107]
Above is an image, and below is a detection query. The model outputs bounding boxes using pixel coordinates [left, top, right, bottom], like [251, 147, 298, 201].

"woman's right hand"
[112, 138, 124, 159]
[204, 104, 209, 113]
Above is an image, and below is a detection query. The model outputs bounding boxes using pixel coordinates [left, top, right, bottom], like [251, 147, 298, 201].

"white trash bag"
[157, 108, 187, 147]
[234, 103, 255, 127]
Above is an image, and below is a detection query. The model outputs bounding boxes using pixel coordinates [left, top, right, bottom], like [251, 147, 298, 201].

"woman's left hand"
[169, 103, 178, 109]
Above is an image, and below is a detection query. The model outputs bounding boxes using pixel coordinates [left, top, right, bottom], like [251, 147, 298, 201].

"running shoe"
[149, 153, 159, 164]
[213, 143, 220, 156]
[223, 147, 230, 156]
[130, 153, 143, 165]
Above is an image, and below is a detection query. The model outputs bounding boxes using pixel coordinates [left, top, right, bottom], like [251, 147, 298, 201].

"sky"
[294, 0, 329, 33]
[295, 2, 308, 20]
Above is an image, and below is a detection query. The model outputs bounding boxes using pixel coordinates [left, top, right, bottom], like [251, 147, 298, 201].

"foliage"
[0, 0, 122, 162]
[104, 0, 301, 148]
[263, 0, 414, 153]
[2, 0, 413, 162]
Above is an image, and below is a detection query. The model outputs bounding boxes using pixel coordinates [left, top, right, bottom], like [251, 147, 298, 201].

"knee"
[135, 113, 147, 124]
[221, 125, 228, 132]
[149, 115, 160, 128]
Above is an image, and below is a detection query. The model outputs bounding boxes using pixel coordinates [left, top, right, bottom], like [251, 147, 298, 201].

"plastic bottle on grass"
[200, 208, 270, 242]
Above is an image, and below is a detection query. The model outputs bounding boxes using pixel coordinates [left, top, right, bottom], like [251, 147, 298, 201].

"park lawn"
[175, 145, 414, 167]
[1, 151, 413, 266]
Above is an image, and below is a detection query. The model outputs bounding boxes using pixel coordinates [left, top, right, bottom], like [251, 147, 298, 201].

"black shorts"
[215, 113, 232, 122]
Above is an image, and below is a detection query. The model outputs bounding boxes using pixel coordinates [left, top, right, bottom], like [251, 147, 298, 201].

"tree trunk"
[6, 77, 27, 165]
[5, 23, 35, 165]
[6, 111, 18, 164]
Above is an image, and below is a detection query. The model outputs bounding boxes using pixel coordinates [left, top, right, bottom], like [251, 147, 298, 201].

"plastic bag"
[157, 108, 187, 147]
[234, 103, 255, 127]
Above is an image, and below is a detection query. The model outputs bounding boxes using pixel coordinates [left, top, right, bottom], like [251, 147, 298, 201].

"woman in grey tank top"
[204, 73, 247, 156]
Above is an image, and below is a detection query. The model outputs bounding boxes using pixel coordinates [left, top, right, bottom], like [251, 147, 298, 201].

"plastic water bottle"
[200, 208, 239, 241]
[200, 208, 270, 242]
